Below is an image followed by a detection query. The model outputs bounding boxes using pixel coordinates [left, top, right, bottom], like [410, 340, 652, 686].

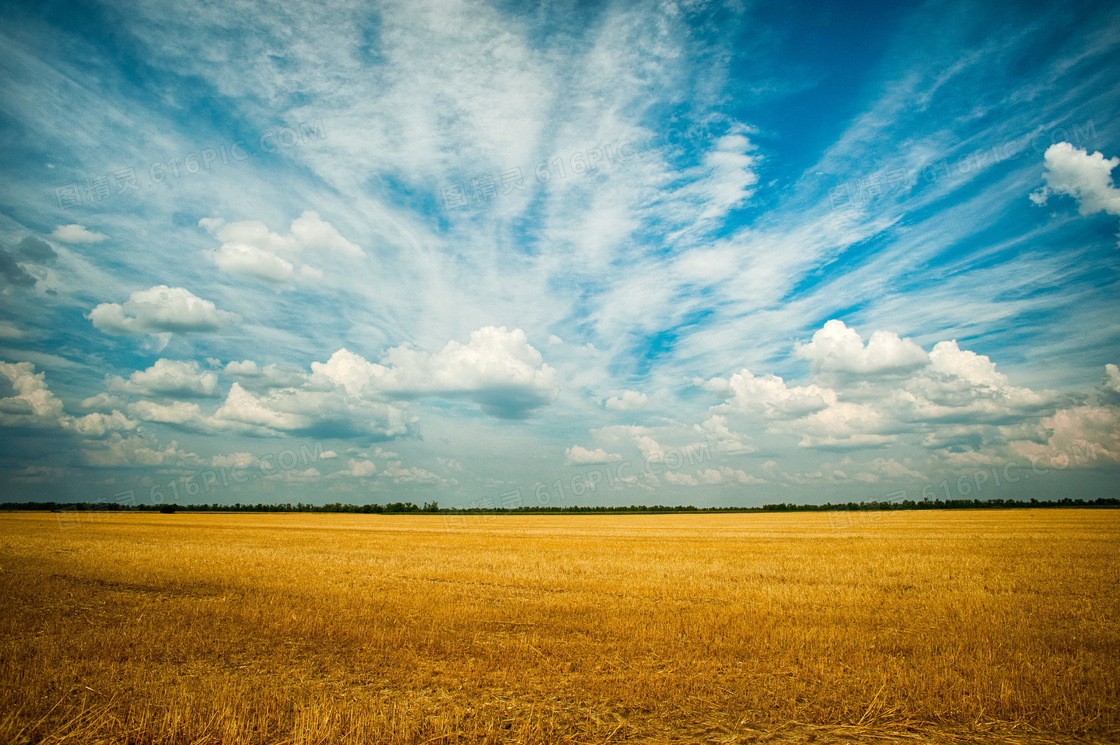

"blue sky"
[1, 0, 1118, 508]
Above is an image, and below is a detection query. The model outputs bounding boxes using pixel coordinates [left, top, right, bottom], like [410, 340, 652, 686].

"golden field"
[0, 509, 1117, 744]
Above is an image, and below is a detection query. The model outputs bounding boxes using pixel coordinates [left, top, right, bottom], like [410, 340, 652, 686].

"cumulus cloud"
[125, 391, 324, 438]
[1011, 405, 1120, 467]
[213, 383, 315, 432]
[340, 458, 377, 477]
[697, 466, 764, 485]
[1030, 142, 1120, 216]
[905, 341, 1052, 423]
[223, 360, 307, 388]
[663, 471, 699, 487]
[0, 361, 65, 428]
[210, 452, 257, 469]
[50, 224, 108, 243]
[565, 445, 622, 465]
[267, 467, 321, 484]
[120, 332, 555, 438]
[289, 211, 363, 256]
[127, 399, 207, 426]
[697, 369, 835, 419]
[780, 401, 896, 450]
[108, 359, 222, 398]
[381, 460, 454, 485]
[694, 415, 755, 454]
[605, 390, 649, 410]
[211, 382, 413, 439]
[212, 242, 295, 283]
[80, 434, 198, 468]
[79, 392, 126, 411]
[311, 326, 558, 419]
[66, 410, 138, 438]
[1106, 364, 1120, 392]
[1101, 364, 1120, 405]
[593, 425, 666, 462]
[0, 361, 135, 437]
[698, 320, 1057, 456]
[224, 360, 259, 376]
[795, 320, 929, 376]
[844, 457, 928, 483]
[201, 211, 362, 283]
[89, 285, 239, 335]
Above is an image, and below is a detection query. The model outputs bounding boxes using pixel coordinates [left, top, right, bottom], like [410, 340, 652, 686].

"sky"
[1, 0, 1118, 509]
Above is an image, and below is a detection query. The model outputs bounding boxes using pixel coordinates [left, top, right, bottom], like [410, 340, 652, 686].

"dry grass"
[0, 509, 1117, 744]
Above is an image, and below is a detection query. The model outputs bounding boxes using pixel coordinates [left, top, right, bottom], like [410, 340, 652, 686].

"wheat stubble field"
[0, 510, 1117, 745]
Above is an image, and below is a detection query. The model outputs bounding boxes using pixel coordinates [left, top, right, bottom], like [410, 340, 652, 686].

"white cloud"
[663, 471, 699, 487]
[289, 211, 363, 256]
[565, 445, 622, 465]
[89, 286, 239, 335]
[699, 321, 1057, 456]
[211, 382, 413, 439]
[212, 242, 294, 283]
[341, 458, 377, 477]
[108, 359, 222, 398]
[81, 434, 199, 468]
[0, 360, 66, 428]
[211, 452, 256, 468]
[593, 424, 683, 463]
[201, 211, 362, 283]
[1011, 406, 1120, 466]
[268, 467, 321, 484]
[79, 392, 126, 411]
[223, 360, 307, 388]
[697, 466, 765, 485]
[0, 360, 134, 437]
[904, 341, 1051, 422]
[847, 457, 928, 483]
[213, 383, 314, 432]
[225, 360, 260, 376]
[781, 401, 896, 450]
[698, 369, 835, 419]
[50, 224, 107, 243]
[311, 327, 558, 419]
[127, 399, 206, 426]
[795, 319, 929, 376]
[1103, 364, 1120, 395]
[689, 131, 760, 221]
[1031, 142, 1120, 216]
[66, 410, 138, 438]
[605, 390, 648, 410]
[380, 460, 454, 486]
[694, 415, 755, 454]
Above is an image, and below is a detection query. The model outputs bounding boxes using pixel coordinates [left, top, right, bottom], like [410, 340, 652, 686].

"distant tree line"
[3, 497, 1118, 514]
